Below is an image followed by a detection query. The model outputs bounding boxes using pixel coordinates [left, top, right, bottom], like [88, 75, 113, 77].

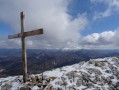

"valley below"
[0, 49, 119, 78]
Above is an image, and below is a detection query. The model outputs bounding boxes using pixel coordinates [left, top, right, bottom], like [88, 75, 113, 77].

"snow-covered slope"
[0, 57, 119, 90]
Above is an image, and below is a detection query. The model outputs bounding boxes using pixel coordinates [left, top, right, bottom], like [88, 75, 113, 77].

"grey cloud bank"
[0, 0, 88, 49]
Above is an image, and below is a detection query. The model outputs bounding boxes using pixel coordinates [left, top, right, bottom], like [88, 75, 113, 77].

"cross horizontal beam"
[8, 28, 43, 39]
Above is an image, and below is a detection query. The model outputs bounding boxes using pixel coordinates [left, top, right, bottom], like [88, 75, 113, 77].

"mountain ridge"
[0, 57, 119, 90]
[1, 49, 119, 78]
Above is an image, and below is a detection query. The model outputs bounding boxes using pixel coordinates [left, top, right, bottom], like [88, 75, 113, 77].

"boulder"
[76, 79, 82, 86]
[79, 61, 85, 66]
[81, 71, 89, 77]
[66, 71, 76, 79]
[106, 77, 111, 84]
[100, 76, 106, 84]
[107, 85, 115, 90]
[38, 75, 43, 82]
[91, 79, 97, 84]
[46, 85, 53, 90]
[45, 77, 50, 83]
[87, 82, 94, 88]
[49, 77, 57, 81]
[110, 75, 114, 79]
[61, 81, 67, 86]
[31, 76, 36, 84]
[95, 61, 105, 68]
[89, 60, 94, 64]
[27, 82, 33, 87]
[94, 86, 100, 90]
[88, 68, 102, 75]
[105, 70, 111, 74]
[43, 80, 48, 86]
[1, 83, 11, 90]
[61, 77, 66, 82]
[35, 76, 39, 82]
[20, 86, 31, 90]
[55, 81, 62, 85]
[37, 83, 42, 87]
[82, 79, 87, 86]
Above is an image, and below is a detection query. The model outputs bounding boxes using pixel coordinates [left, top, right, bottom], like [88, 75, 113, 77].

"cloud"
[81, 28, 119, 49]
[1, 0, 118, 50]
[91, 0, 119, 20]
[0, 0, 88, 49]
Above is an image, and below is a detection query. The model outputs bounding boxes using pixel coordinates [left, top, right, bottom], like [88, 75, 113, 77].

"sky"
[0, 0, 119, 49]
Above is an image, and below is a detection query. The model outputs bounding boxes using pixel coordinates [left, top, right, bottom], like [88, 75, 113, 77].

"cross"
[8, 12, 43, 83]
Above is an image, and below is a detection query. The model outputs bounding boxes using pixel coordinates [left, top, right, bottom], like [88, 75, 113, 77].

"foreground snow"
[0, 57, 119, 90]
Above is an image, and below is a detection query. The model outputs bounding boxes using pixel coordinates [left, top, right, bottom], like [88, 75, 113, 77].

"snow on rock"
[0, 57, 119, 90]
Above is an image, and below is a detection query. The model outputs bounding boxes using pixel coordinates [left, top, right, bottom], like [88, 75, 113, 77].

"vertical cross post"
[21, 12, 27, 83]
[8, 12, 43, 83]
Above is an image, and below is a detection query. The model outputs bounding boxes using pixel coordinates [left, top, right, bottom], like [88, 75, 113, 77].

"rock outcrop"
[0, 57, 119, 90]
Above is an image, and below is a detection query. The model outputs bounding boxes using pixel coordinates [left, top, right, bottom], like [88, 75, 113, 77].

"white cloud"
[81, 28, 119, 49]
[91, 0, 119, 20]
[1, 0, 118, 50]
[0, 0, 88, 49]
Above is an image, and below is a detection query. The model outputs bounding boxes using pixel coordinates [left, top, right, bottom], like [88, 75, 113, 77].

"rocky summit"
[0, 57, 119, 90]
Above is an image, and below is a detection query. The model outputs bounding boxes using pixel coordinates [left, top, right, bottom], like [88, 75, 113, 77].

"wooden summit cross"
[8, 12, 43, 83]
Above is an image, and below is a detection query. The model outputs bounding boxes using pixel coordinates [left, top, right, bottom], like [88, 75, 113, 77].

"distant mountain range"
[0, 49, 119, 78]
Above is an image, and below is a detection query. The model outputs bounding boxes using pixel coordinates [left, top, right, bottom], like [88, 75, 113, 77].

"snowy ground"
[0, 57, 119, 90]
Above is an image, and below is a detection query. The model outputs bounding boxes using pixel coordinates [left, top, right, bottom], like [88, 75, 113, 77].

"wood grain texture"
[8, 29, 43, 39]
[21, 11, 27, 83]
[8, 11, 44, 83]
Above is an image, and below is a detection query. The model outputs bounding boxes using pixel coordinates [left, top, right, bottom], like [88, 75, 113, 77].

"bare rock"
[88, 68, 102, 75]
[43, 80, 48, 86]
[27, 82, 33, 87]
[95, 61, 105, 68]
[105, 70, 111, 74]
[82, 79, 87, 86]
[89, 60, 94, 64]
[55, 81, 62, 85]
[20, 86, 31, 90]
[66, 71, 75, 78]
[79, 61, 85, 66]
[1, 83, 11, 90]
[49, 77, 57, 81]
[76, 79, 82, 86]
[31, 76, 36, 84]
[107, 85, 116, 90]
[106, 77, 111, 84]
[87, 82, 94, 88]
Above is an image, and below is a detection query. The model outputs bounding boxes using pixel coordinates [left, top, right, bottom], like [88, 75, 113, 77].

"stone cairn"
[19, 73, 56, 90]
